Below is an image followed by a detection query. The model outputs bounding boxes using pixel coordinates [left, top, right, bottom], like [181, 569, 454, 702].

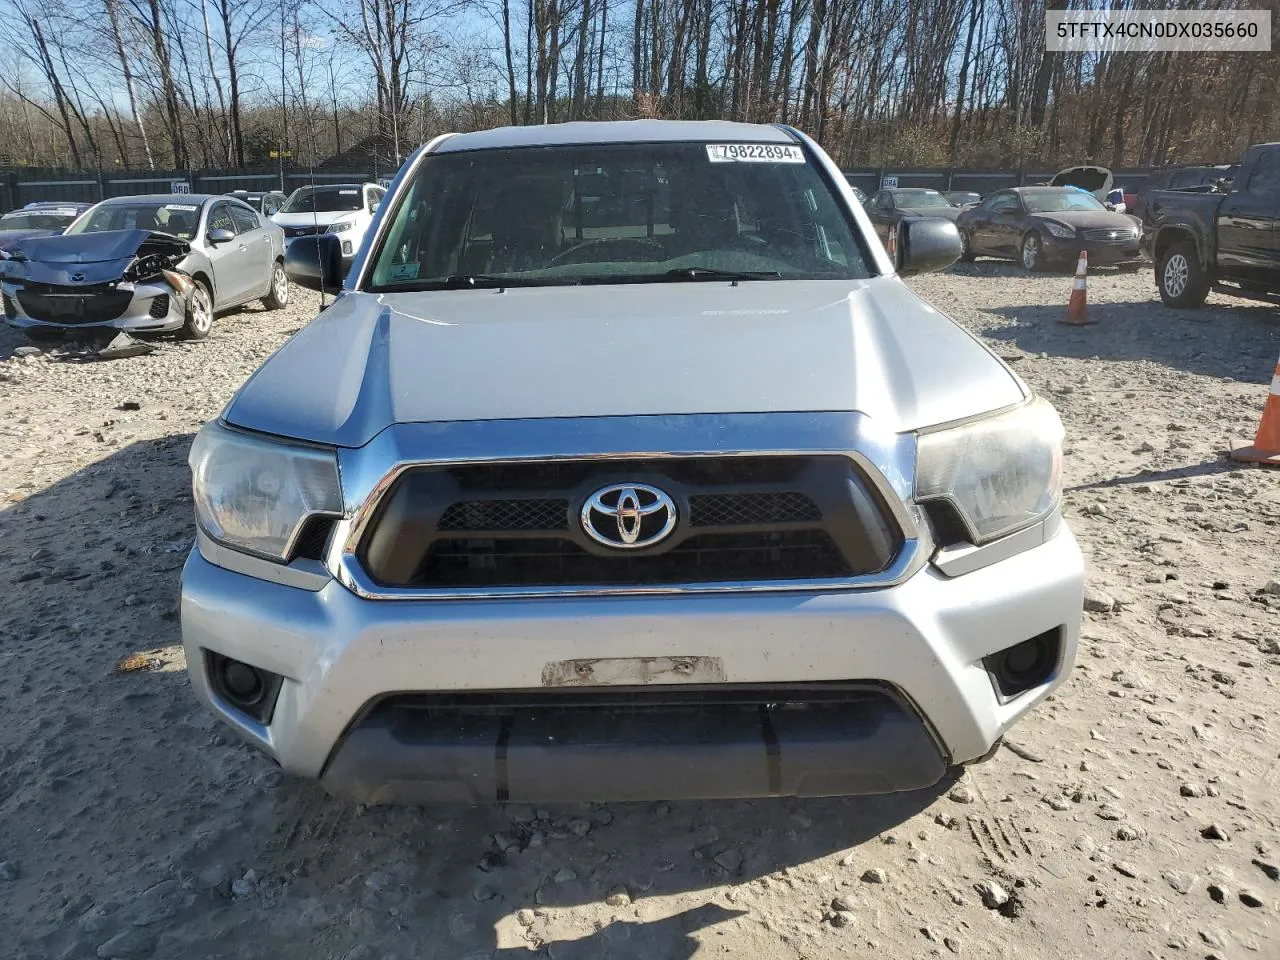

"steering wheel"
[545, 237, 664, 267]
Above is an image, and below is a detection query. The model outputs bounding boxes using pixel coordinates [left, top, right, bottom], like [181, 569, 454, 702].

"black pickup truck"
[1144, 142, 1280, 308]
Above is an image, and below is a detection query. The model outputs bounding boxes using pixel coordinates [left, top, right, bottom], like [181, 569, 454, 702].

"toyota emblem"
[580, 483, 677, 549]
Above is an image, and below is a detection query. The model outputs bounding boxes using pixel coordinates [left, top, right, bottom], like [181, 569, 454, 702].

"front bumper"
[1043, 235, 1144, 266]
[2, 278, 186, 334]
[180, 522, 1083, 803]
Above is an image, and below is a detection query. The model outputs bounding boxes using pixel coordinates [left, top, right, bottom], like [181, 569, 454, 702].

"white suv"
[272, 182, 384, 266]
[184, 121, 1083, 805]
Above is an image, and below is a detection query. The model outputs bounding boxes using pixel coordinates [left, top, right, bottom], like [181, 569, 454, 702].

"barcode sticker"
[706, 144, 805, 164]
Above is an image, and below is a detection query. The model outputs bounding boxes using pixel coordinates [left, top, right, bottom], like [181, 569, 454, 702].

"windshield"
[367, 142, 869, 290]
[280, 187, 363, 214]
[64, 202, 202, 240]
[1023, 190, 1107, 213]
[0, 211, 78, 231]
[894, 189, 950, 208]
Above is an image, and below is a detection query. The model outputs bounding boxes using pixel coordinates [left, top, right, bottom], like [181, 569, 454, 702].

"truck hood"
[224, 280, 1025, 447]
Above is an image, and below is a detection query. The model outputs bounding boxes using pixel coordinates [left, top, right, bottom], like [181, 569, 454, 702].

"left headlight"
[915, 397, 1064, 545]
[327, 220, 354, 234]
[189, 420, 343, 562]
[1042, 222, 1075, 239]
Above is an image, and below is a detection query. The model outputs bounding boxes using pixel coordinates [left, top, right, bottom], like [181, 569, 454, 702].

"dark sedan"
[955, 187, 1144, 272]
[863, 188, 961, 247]
[0, 202, 92, 256]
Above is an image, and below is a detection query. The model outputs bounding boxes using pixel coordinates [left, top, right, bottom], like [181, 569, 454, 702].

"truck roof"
[434, 120, 798, 154]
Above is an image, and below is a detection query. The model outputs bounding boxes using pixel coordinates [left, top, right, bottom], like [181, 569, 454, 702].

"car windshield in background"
[895, 190, 950, 208]
[280, 188, 363, 213]
[1023, 190, 1107, 213]
[368, 142, 869, 290]
[0, 212, 77, 230]
[64, 202, 202, 240]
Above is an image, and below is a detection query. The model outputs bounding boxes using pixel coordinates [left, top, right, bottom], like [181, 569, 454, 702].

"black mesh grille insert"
[420, 531, 853, 587]
[358, 455, 901, 590]
[690, 492, 821, 526]
[292, 516, 336, 561]
[437, 498, 569, 531]
[1, 292, 15, 318]
[148, 294, 170, 319]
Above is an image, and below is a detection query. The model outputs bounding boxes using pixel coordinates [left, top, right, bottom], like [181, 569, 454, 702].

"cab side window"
[229, 204, 260, 234]
[207, 202, 236, 236]
[987, 193, 1020, 214]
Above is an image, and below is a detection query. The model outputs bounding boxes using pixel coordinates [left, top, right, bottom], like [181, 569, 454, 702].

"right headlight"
[189, 420, 343, 562]
[915, 397, 1064, 545]
[326, 219, 355, 234]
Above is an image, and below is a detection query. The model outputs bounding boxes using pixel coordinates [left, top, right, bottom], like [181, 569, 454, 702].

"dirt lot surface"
[1, 265, 1278, 960]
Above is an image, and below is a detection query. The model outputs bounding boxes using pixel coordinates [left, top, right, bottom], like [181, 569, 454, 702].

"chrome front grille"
[1082, 228, 1138, 244]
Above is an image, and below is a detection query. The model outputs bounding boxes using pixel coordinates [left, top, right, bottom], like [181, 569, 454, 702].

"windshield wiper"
[662, 267, 782, 282]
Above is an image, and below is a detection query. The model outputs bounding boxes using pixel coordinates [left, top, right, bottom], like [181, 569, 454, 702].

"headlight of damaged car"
[189, 420, 342, 562]
[1043, 222, 1075, 239]
[915, 397, 1064, 545]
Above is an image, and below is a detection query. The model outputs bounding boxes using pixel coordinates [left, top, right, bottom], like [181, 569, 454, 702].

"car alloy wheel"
[272, 265, 289, 305]
[1021, 234, 1040, 271]
[190, 284, 213, 335]
[1162, 253, 1189, 299]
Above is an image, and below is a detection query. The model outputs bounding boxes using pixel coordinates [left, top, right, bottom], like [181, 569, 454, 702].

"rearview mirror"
[207, 227, 235, 244]
[896, 217, 963, 277]
[285, 233, 345, 292]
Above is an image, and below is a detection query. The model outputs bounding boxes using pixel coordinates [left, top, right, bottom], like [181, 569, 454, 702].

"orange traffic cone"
[1229, 351, 1280, 466]
[1059, 250, 1095, 325]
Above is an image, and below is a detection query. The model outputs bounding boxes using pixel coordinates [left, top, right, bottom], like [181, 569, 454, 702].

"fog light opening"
[222, 660, 264, 705]
[984, 629, 1062, 700]
[206, 651, 283, 723]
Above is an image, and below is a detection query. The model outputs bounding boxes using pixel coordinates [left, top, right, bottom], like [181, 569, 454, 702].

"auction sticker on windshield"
[165, 204, 199, 212]
[706, 144, 804, 163]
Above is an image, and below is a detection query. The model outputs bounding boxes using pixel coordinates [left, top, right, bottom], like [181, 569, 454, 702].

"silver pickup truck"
[181, 120, 1083, 804]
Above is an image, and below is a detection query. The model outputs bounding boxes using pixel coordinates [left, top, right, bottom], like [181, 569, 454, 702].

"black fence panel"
[1, 168, 382, 212]
[0, 162, 1173, 214]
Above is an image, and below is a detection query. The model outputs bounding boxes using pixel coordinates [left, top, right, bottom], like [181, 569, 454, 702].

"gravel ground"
[1, 265, 1278, 960]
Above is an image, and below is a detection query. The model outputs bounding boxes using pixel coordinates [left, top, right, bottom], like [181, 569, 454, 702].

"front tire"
[179, 280, 214, 340]
[958, 229, 975, 262]
[1157, 241, 1209, 308]
[1020, 233, 1044, 273]
[263, 261, 289, 310]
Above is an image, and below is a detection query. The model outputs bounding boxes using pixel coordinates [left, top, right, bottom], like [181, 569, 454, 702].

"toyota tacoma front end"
[180, 120, 1083, 804]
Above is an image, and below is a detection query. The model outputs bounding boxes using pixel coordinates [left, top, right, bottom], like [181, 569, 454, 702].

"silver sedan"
[0, 194, 288, 341]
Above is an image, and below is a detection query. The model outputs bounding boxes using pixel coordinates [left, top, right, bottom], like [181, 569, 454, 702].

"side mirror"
[285, 233, 345, 292]
[897, 217, 962, 276]
[207, 227, 235, 244]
